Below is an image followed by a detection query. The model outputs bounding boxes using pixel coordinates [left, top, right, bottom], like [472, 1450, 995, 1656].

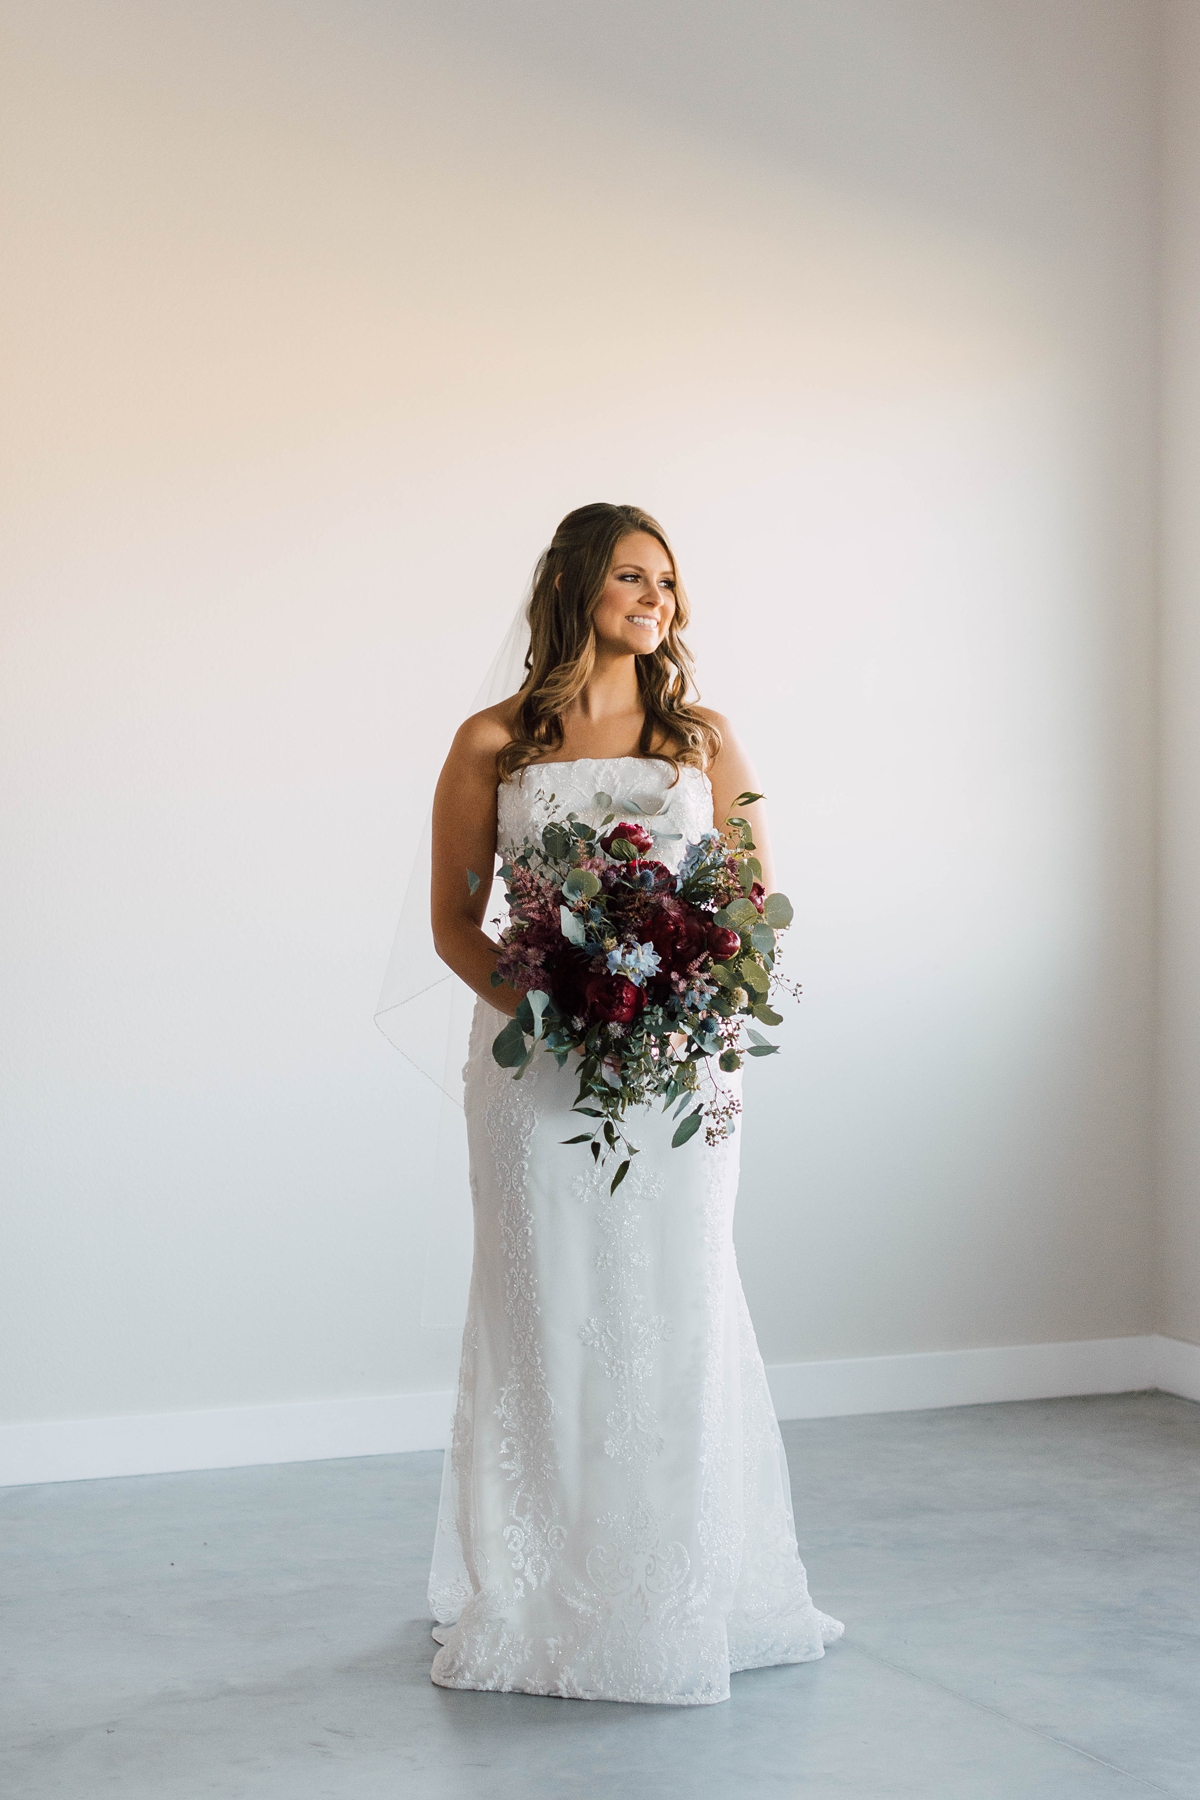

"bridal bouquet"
[484, 788, 795, 1191]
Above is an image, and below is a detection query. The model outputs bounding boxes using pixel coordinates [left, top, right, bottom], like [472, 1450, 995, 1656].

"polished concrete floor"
[2, 1392, 1198, 1799]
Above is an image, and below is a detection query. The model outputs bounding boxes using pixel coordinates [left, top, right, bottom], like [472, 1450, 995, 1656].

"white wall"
[1, 0, 1162, 1437]
[1158, 0, 1200, 1351]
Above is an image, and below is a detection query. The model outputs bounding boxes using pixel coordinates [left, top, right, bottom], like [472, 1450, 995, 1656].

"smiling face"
[590, 531, 678, 657]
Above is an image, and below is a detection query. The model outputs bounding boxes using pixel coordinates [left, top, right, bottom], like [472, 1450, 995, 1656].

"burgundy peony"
[749, 882, 765, 913]
[644, 899, 710, 975]
[583, 970, 645, 1026]
[707, 925, 742, 964]
[600, 820, 654, 857]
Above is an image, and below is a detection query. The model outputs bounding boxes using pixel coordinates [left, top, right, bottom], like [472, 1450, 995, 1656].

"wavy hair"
[497, 502, 720, 782]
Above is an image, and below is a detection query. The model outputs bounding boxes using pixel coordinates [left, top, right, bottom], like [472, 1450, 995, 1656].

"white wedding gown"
[428, 756, 843, 1705]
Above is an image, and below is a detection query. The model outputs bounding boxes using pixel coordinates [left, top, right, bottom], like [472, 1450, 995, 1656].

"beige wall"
[1157, 0, 1200, 1350]
[1, 0, 1162, 1426]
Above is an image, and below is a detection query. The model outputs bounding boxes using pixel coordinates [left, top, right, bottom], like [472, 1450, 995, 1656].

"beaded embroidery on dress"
[428, 756, 843, 1705]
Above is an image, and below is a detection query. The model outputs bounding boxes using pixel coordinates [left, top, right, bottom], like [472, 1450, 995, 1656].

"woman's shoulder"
[682, 704, 735, 773]
[690, 704, 733, 736]
[449, 695, 521, 760]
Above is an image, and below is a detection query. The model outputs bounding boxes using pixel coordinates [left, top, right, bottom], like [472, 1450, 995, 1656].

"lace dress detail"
[428, 757, 843, 1704]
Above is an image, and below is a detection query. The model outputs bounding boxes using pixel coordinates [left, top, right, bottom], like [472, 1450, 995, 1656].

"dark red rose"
[707, 926, 742, 964]
[749, 882, 765, 913]
[644, 899, 709, 974]
[583, 971, 645, 1026]
[600, 820, 654, 857]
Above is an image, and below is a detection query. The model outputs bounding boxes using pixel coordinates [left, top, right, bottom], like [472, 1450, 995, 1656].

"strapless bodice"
[496, 756, 713, 870]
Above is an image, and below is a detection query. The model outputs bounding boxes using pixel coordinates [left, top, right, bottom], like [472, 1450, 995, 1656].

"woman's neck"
[568, 645, 640, 725]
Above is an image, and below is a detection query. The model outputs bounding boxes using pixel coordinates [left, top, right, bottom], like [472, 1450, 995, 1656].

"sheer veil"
[374, 588, 533, 1325]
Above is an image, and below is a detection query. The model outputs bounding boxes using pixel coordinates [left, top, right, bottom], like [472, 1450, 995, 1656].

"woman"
[426, 502, 842, 1705]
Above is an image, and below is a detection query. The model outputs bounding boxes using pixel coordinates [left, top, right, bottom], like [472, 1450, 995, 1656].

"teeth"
[627, 616, 657, 627]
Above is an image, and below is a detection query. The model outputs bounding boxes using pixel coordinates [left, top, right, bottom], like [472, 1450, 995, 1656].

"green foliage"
[559, 905, 587, 945]
[492, 1017, 528, 1067]
[562, 868, 601, 901]
[750, 922, 776, 958]
[672, 1109, 703, 1147]
[541, 822, 573, 861]
[762, 892, 794, 928]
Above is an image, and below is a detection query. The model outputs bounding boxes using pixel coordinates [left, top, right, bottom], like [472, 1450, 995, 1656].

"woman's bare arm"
[699, 709, 776, 893]
[430, 707, 523, 1017]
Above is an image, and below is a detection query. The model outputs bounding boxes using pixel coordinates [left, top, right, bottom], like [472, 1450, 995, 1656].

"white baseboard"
[1151, 1332, 1200, 1405]
[0, 1390, 454, 1489]
[767, 1333, 1166, 1419]
[2, 1334, 1196, 1489]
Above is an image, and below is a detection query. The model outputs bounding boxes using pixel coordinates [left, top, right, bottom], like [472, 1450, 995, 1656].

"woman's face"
[591, 531, 677, 657]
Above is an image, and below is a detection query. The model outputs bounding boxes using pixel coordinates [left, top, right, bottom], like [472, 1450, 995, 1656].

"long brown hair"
[497, 502, 720, 781]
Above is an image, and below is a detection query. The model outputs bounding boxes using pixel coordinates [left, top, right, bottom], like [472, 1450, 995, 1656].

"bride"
[424, 502, 842, 1706]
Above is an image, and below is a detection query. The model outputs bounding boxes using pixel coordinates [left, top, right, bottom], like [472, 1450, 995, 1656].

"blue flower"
[676, 830, 722, 889]
[605, 941, 662, 987]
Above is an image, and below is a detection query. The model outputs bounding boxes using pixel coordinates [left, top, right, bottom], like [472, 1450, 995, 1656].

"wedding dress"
[427, 755, 843, 1705]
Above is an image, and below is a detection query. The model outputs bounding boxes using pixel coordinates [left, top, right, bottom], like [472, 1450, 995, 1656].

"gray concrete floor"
[2, 1393, 1198, 1799]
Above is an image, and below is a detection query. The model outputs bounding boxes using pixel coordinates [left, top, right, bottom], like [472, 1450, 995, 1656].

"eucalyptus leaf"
[746, 1043, 779, 1057]
[561, 1133, 594, 1145]
[560, 905, 587, 945]
[740, 959, 769, 995]
[563, 868, 601, 901]
[527, 989, 550, 1040]
[492, 1018, 528, 1067]
[762, 892, 794, 928]
[732, 791, 764, 806]
[752, 1003, 784, 1026]
[610, 1159, 630, 1194]
[466, 869, 481, 894]
[542, 822, 572, 860]
[750, 922, 776, 957]
[726, 898, 759, 928]
[591, 791, 613, 813]
[672, 1109, 703, 1148]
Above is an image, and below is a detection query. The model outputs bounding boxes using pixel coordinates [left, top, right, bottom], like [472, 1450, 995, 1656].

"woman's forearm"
[433, 918, 522, 1017]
